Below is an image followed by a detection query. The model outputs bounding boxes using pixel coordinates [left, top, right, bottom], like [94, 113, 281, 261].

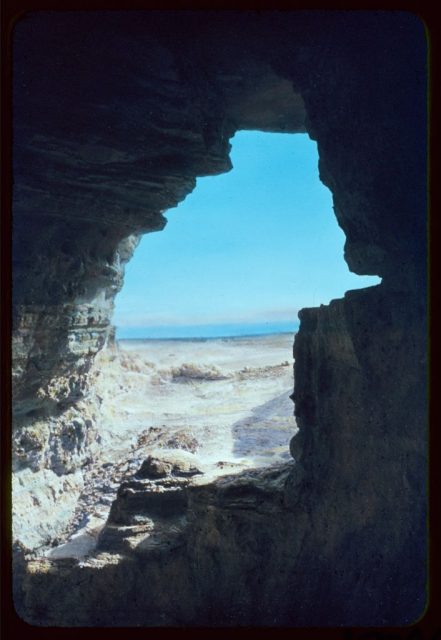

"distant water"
[116, 321, 299, 341]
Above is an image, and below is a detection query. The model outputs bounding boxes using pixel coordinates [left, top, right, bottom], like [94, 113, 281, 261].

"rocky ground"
[39, 333, 297, 560]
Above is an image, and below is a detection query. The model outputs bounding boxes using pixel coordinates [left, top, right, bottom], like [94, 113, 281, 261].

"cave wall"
[12, 10, 427, 625]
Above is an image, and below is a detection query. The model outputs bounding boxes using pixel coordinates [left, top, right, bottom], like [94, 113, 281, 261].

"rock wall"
[12, 11, 308, 550]
[12, 11, 427, 626]
[288, 286, 427, 624]
[12, 9, 305, 459]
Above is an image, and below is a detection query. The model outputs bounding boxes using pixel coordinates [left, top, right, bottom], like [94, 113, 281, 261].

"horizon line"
[116, 330, 297, 342]
[114, 320, 299, 341]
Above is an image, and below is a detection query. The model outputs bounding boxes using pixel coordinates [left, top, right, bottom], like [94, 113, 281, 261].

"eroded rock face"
[15, 463, 299, 627]
[287, 285, 427, 624]
[12, 10, 427, 626]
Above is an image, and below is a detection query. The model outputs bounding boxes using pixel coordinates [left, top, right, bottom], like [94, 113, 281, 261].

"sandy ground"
[47, 333, 298, 559]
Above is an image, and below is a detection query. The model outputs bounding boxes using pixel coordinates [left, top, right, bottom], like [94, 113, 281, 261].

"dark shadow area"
[232, 391, 295, 461]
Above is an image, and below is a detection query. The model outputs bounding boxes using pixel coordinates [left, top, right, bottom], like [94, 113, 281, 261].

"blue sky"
[114, 132, 380, 338]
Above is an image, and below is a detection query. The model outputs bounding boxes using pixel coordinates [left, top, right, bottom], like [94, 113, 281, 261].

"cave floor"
[45, 333, 297, 560]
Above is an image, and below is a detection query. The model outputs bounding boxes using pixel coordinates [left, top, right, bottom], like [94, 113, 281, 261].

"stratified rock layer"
[288, 285, 427, 624]
[12, 11, 427, 626]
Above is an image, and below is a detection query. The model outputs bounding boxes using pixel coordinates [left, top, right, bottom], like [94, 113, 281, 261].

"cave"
[11, 10, 428, 627]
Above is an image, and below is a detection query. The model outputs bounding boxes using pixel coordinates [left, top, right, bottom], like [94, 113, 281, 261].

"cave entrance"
[84, 131, 380, 505]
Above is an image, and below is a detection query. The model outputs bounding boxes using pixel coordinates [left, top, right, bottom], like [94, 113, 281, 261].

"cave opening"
[43, 130, 382, 563]
[11, 11, 427, 626]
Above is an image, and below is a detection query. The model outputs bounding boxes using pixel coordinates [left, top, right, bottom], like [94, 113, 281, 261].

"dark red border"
[1, 2, 439, 639]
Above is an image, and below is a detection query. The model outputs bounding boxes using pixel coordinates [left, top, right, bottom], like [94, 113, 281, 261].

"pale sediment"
[14, 334, 297, 561]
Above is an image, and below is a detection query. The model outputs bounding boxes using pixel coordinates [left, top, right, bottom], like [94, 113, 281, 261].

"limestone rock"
[136, 452, 203, 480]
[135, 427, 200, 453]
[12, 468, 84, 553]
[137, 456, 173, 479]
[162, 431, 199, 453]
